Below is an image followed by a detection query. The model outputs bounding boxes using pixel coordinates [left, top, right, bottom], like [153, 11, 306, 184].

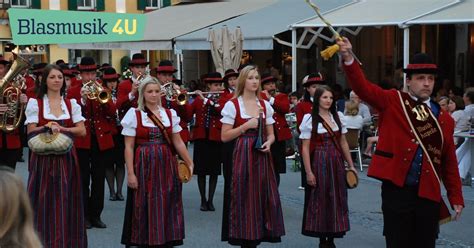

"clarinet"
[111, 89, 121, 126]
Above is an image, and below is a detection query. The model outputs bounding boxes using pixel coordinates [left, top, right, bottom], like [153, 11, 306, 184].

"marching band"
[0, 47, 465, 248]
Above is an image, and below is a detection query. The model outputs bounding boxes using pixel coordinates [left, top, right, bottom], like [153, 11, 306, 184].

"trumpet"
[162, 82, 187, 105]
[0, 53, 30, 132]
[83, 80, 111, 104]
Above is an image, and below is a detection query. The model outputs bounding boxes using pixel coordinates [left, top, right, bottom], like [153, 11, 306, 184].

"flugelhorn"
[83, 80, 111, 104]
[162, 82, 187, 105]
[0, 53, 30, 132]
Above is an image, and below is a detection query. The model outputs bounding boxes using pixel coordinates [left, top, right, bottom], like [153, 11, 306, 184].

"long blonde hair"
[137, 76, 161, 111]
[233, 65, 262, 99]
[0, 168, 42, 248]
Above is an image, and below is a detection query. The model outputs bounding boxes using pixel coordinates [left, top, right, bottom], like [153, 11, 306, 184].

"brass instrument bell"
[83, 80, 111, 104]
[162, 82, 187, 105]
[0, 53, 30, 132]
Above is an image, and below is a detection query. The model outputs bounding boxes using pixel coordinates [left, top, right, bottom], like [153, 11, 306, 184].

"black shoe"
[207, 201, 215, 211]
[200, 202, 208, 211]
[90, 219, 107, 228]
[85, 219, 92, 229]
[116, 193, 124, 201]
[109, 193, 117, 201]
[17, 157, 25, 162]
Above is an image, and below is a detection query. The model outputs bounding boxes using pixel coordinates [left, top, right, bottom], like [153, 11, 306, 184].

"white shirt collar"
[408, 93, 431, 106]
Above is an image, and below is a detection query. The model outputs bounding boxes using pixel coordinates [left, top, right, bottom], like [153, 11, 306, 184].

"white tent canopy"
[406, 0, 474, 25]
[289, 0, 474, 91]
[60, 0, 276, 50]
[292, 0, 461, 28]
[175, 0, 351, 51]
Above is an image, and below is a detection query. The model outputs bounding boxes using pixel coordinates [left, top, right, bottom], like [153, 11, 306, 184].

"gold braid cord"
[305, 0, 342, 60]
[305, 0, 361, 65]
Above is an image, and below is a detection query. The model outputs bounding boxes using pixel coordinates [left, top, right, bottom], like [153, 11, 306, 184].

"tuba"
[0, 54, 30, 132]
[162, 82, 187, 105]
[83, 80, 111, 104]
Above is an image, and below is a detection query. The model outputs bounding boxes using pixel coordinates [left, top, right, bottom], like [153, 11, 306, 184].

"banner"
[8, 9, 146, 45]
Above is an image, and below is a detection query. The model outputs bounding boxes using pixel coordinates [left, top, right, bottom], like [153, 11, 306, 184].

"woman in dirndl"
[221, 65, 285, 247]
[299, 85, 357, 248]
[120, 76, 194, 247]
[25, 64, 87, 248]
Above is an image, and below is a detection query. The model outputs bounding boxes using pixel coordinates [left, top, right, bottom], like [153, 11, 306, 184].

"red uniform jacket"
[190, 96, 225, 142]
[295, 100, 313, 133]
[0, 130, 21, 149]
[70, 77, 82, 88]
[25, 75, 35, 89]
[261, 93, 292, 141]
[116, 79, 137, 120]
[344, 61, 463, 207]
[161, 96, 193, 143]
[67, 84, 116, 151]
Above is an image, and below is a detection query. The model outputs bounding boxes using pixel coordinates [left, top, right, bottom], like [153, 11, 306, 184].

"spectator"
[0, 167, 42, 248]
[289, 91, 300, 112]
[343, 100, 364, 130]
[438, 96, 450, 112]
[349, 91, 372, 125]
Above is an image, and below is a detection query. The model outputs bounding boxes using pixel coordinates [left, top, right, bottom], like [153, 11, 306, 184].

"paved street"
[14, 147, 474, 248]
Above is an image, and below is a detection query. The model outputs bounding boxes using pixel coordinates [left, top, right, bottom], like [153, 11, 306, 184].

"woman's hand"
[348, 165, 358, 175]
[49, 122, 62, 134]
[128, 173, 138, 189]
[306, 172, 316, 187]
[188, 163, 194, 176]
[260, 140, 272, 153]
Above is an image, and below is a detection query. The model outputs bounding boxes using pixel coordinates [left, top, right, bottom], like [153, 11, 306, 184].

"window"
[77, 0, 94, 10]
[146, 0, 160, 9]
[11, 0, 30, 7]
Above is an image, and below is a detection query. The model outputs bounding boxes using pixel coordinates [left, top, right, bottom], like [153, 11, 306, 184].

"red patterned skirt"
[227, 131, 285, 246]
[27, 147, 87, 248]
[121, 141, 184, 246]
[302, 133, 350, 238]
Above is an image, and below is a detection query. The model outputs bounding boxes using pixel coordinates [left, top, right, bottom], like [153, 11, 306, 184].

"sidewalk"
[13, 148, 474, 247]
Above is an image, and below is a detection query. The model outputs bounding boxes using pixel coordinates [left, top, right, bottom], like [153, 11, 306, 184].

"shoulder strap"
[320, 116, 342, 153]
[143, 106, 173, 148]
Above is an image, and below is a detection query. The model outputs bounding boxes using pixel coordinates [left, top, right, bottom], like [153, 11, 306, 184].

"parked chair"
[346, 128, 364, 171]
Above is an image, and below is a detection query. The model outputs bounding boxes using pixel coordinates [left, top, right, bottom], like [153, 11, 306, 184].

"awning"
[406, 0, 474, 25]
[292, 0, 460, 28]
[60, 0, 276, 50]
[175, 0, 352, 51]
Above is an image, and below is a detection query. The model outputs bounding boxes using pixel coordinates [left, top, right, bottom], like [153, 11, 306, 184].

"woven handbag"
[28, 127, 73, 155]
[177, 158, 191, 183]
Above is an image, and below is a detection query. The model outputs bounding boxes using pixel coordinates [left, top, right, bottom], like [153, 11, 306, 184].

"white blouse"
[220, 96, 275, 125]
[344, 114, 364, 130]
[24, 96, 85, 124]
[121, 107, 182, 137]
[299, 111, 348, 139]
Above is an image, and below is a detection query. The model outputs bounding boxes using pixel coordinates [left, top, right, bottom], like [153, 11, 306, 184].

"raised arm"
[337, 37, 391, 111]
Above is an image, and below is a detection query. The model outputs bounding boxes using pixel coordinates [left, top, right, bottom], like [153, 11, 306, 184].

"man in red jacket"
[337, 37, 464, 248]
[156, 60, 193, 144]
[260, 73, 292, 186]
[116, 53, 149, 119]
[0, 57, 28, 170]
[67, 57, 117, 229]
